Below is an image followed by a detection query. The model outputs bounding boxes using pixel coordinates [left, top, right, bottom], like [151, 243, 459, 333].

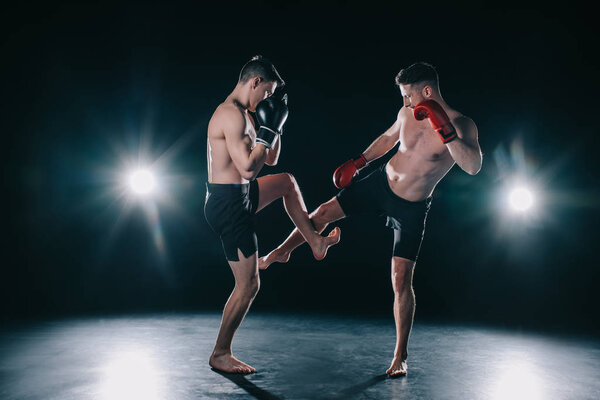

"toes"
[233, 363, 255, 374]
[327, 227, 341, 243]
[387, 368, 407, 377]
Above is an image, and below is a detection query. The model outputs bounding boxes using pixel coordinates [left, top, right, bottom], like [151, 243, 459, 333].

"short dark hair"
[238, 55, 285, 87]
[395, 62, 439, 89]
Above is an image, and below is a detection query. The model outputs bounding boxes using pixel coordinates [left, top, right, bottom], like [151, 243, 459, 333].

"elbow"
[239, 163, 257, 180]
[466, 167, 480, 176]
[240, 148, 268, 179]
[467, 156, 483, 175]
[242, 161, 263, 180]
[465, 162, 481, 176]
[241, 169, 258, 181]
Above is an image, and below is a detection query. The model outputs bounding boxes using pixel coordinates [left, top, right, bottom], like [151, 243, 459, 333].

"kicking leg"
[259, 196, 346, 270]
[256, 174, 341, 263]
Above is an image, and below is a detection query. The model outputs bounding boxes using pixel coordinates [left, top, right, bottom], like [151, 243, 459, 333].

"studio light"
[509, 186, 534, 212]
[128, 169, 156, 195]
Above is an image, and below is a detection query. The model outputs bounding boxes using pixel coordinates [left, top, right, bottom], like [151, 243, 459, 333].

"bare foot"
[258, 248, 290, 270]
[209, 353, 255, 374]
[258, 227, 341, 270]
[310, 227, 341, 261]
[386, 357, 407, 377]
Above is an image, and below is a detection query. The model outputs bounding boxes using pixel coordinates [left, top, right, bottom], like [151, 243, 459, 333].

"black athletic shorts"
[204, 180, 260, 261]
[336, 163, 432, 261]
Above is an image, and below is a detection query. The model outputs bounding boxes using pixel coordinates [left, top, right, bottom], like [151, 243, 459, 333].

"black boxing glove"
[255, 93, 289, 149]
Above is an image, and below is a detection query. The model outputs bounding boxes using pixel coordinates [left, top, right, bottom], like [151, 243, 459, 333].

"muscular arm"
[446, 116, 482, 175]
[223, 108, 269, 180]
[362, 111, 402, 162]
[265, 134, 280, 166]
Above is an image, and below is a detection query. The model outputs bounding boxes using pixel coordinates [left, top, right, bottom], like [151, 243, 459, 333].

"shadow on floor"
[213, 369, 284, 400]
[320, 373, 392, 399]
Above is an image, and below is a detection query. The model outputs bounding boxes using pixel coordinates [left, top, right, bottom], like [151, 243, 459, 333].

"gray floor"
[0, 313, 599, 400]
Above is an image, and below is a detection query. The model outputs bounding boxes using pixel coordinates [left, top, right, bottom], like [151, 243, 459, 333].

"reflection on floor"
[1, 313, 599, 399]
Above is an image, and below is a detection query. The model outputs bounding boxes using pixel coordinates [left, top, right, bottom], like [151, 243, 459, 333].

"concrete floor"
[0, 312, 598, 399]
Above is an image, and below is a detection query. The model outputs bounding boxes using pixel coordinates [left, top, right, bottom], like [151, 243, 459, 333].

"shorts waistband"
[207, 182, 251, 195]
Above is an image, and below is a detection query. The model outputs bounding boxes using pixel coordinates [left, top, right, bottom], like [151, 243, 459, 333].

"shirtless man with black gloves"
[204, 55, 340, 374]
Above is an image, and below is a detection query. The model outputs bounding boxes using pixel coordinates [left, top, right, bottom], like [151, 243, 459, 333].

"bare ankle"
[305, 234, 320, 248]
[211, 349, 230, 359]
[275, 246, 290, 257]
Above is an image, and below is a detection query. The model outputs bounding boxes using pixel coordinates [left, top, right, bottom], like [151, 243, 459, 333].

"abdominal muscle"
[385, 148, 455, 202]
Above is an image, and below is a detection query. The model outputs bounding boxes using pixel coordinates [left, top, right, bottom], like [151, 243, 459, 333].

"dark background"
[1, 2, 598, 335]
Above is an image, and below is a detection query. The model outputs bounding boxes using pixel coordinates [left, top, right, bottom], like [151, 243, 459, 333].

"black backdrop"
[1, 1, 598, 335]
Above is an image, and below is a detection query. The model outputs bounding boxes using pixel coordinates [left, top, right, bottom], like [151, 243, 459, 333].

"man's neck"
[431, 94, 449, 110]
[229, 85, 250, 110]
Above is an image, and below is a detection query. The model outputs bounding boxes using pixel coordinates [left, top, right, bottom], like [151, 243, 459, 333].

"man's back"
[207, 101, 256, 184]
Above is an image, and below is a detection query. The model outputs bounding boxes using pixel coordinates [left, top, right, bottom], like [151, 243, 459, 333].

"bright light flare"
[99, 349, 163, 400]
[129, 169, 156, 195]
[509, 187, 534, 212]
[490, 358, 543, 400]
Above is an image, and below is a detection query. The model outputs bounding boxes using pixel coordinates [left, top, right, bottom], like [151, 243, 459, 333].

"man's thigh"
[255, 173, 295, 212]
[313, 197, 347, 223]
[335, 166, 384, 217]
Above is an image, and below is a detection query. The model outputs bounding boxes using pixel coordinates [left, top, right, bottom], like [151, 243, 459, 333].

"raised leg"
[256, 174, 341, 265]
[259, 196, 346, 270]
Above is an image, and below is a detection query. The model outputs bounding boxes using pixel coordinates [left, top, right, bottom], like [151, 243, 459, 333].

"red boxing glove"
[333, 154, 367, 189]
[413, 99, 457, 143]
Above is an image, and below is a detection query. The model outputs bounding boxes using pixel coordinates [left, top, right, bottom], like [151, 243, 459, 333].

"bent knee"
[281, 173, 298, 195]
[235, 271, 260, 293]
[250, 279, 260, 297]
[391, 257, 415, 290]
[313, 202, 339, 224]
[238, 274, 260, 296]
[249, 274, 260, 293]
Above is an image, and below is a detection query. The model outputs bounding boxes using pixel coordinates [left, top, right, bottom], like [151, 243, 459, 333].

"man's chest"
[399, 118, 449, 160]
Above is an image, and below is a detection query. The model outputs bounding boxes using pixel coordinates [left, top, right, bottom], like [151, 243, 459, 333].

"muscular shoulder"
[210, 103, 246, 138]
[453, 114, 477, 135]
[449, 114, 478, 143]
[397, 106, 412, 121]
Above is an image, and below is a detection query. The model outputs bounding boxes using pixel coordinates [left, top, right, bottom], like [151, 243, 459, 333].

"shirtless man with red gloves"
[259, 62, 482, 376]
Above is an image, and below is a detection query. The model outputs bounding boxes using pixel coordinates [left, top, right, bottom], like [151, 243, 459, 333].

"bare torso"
[207, 100, 257, 184]
[386, 106, 466, 201]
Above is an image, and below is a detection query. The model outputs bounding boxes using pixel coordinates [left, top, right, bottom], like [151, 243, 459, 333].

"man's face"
[249, 79, 277, 111]
[399, 84, 425, 109]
